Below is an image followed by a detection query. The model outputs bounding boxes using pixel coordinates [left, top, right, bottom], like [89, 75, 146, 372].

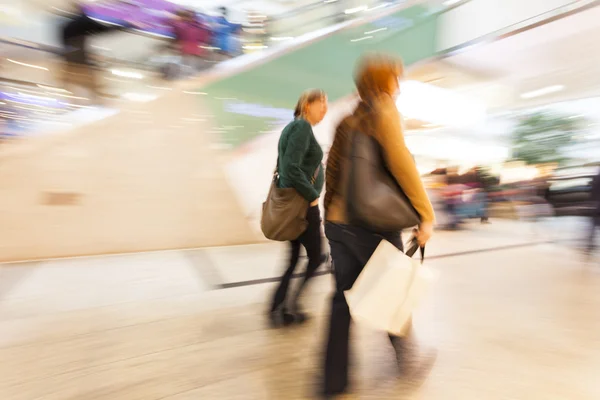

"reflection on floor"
[0, 220, 598, 399]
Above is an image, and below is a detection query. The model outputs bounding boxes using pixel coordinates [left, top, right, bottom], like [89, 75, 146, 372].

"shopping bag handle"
[405, 234, 425, 264]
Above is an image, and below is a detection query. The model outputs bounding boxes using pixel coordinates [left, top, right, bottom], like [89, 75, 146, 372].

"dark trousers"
[323, 222, 403, 394]
[587, 216, 599, 253]
[271, 205, 323, 311]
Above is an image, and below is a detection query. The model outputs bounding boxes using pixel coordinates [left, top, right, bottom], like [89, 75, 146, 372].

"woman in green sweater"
[269, 89, 328, 326]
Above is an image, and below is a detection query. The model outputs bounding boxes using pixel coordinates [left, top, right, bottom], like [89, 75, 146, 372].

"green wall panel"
[201, 5, 439, 148]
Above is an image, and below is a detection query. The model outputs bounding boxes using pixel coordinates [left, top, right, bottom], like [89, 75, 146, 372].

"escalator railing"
[1, 0, 403, 69]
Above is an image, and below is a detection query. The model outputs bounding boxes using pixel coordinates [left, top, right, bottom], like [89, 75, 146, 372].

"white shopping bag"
[345, 239, 437, 336]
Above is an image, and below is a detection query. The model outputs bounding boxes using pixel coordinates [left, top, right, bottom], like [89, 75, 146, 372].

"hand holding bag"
[261, 165, 320, 242]
[344, 235, 437, 336]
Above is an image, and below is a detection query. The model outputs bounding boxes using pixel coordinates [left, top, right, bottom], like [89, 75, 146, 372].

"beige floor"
[0, 220, 598, 399]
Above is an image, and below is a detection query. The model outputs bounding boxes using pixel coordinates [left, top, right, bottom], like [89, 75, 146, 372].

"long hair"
[293, 89, 326, 119]
[354, 53, 404, 101]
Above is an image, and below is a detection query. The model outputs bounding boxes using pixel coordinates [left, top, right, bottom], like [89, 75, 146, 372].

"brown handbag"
[346, 129, 420, 232]
[261, 164, 320, 242]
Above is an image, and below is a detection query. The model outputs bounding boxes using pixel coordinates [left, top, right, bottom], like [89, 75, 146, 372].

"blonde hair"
[293, 89, 326, 118]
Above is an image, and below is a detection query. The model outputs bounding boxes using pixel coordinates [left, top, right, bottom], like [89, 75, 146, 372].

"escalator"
[0, 2, 445, 261]
[200, 3, 439, 149]
[1, 2, 437, 142]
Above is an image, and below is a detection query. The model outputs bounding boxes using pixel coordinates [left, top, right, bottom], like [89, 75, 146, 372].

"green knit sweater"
[277, 118, 324, 202]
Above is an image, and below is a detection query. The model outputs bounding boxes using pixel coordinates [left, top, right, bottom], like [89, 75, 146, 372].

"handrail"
[0, 37, 60, 54]
[49, 0, 350, 39]
[0, 37, 157, 73]
[1, 0, 392, 55]
[275, 0, 346, 20]
[0, 0, 435, 88]
[0, 76, 55, 88]
[438, 0, 594, 56]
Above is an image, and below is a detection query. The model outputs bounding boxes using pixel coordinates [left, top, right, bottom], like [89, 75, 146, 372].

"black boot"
[390, 332, 438, 384]
[267, 303, 294, 327]
[286, 298, 310, 324]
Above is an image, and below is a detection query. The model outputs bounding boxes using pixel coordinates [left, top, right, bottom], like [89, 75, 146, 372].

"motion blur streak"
[0, 0, 599, 399]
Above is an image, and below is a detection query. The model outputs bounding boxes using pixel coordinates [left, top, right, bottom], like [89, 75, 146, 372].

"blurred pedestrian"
[212, 7, 241, 58]
[322, 54, 435, 396]
[586, 168, 600, 257]
[171, 10, 211, 76]
[59, 1, 145, 103]
[268, 89, 328, 326]
[475, 166, 495, 223]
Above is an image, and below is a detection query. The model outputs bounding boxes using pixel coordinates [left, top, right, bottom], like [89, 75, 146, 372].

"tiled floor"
[0, 220, 599, 399]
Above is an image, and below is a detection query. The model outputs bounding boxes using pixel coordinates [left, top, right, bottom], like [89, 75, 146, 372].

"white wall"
[436, 0, 578, 52]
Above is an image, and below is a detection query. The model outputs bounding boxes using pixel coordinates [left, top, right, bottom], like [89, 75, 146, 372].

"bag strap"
[311, 164, 321, 184]
[273, 158, 282, 182]
[404, 233, 425, 264]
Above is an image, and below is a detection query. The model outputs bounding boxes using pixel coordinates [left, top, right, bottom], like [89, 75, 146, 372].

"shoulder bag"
[346, 129, 420, 232]
[261, 164, 321, 241]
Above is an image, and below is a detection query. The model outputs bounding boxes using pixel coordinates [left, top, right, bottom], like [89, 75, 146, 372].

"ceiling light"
[59, 102, 92, 109]
[51, 6, 77, 16]
[146, 85, 172, 91]
[16, 92, 56, 102]
[242, 44, 268, 50]
[37, 84, 71, 94]
[122, 93, 157, 102]
[367, 2, 390, 11]
[111, 69, 144, 79]
[9, 86, 46, 96]
[365, 28, 387, 35]
[53, 93, 89, 100]
[6, 59, 49, 71]
[345, 5, 367, 14]
[181, 118, 206, 122]
[14, 105, 54, 113]
[351, 36, 373, 42]
[443, 0, 461, 6]
[520, 85, 564, 99]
